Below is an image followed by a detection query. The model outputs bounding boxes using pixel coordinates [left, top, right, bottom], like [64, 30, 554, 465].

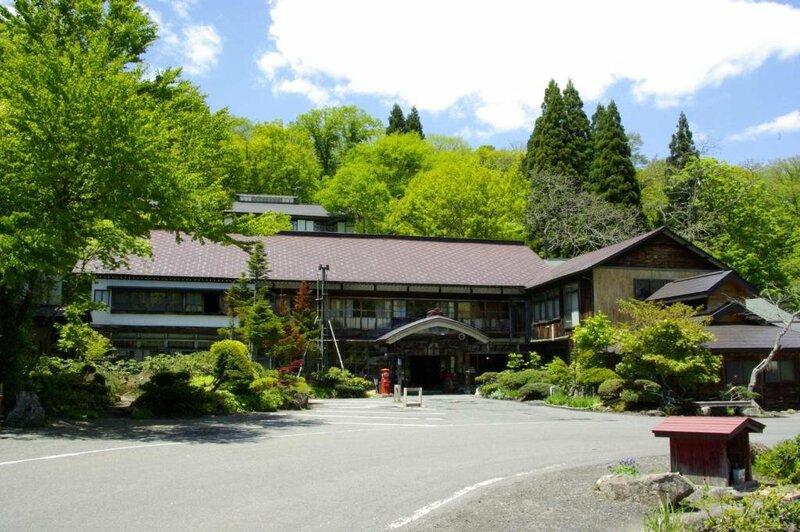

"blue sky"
[139, 0, 800, 165]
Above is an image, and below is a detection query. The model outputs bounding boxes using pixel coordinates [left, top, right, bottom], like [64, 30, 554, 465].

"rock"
[595, 472, 695, 506]
[291, 393, 309, 410]
[5, 391, 46, 427]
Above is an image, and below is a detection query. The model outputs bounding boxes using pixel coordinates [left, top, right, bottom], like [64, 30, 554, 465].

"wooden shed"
[652, 416, 765, 487]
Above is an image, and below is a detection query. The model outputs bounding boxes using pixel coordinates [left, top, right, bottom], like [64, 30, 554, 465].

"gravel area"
[405, 455, 669, 532]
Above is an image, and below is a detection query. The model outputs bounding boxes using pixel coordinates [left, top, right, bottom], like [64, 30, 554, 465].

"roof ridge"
[666, 270, 732, 283]
[270, 231, 531, 246]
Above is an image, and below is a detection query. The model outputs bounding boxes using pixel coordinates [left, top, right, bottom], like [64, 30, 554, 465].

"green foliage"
[518, 382, 554, 401]
[561, 80, 593, 181]
[546, 357, 574, 390]
[474, 372, 499, 385]
[506, 352, 526, 371]
[386, 104, 406, 135]
[615, 299, 719, 398]
[576, 367, 619, 388]
[666, 112, 699, 171]
[211, 340, 259, 393]
[643, 502, 687, 532]
[140, 352, 216, 377]
[587, 101, 640, 207]
[598, 378, 626, 401]
[572, 313, 615, 366]
[523, 79, 571, 177]
[292, 105, 383, 177]
[0, 0, 235, 385]
[310, 367, 372, 398]
[132, 371, 214, 417]
[544, 392, 601, 409]
[721, 385, 759, 401]
[231, 212, 292, 237]
[496, 369, 549, 390]
[404, 107, 424, 138]
[700, 489, 800, 531]
[28, 357, 114, 418]
[222, 119, 322, 202]
[384, 155, 526, 240]
[608, 458, 640, 476]
[754, 434, 800, 484]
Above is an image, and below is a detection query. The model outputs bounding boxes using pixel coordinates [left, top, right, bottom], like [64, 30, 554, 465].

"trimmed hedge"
[518, 382, 554, 401]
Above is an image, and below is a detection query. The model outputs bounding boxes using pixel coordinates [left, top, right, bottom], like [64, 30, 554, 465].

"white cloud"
[727, 110, 800, 141]
[171, 0, 197, 20]
[182, 25, 222, 76]
[275, 78, 332, 106]
[257, 0, 800, 132]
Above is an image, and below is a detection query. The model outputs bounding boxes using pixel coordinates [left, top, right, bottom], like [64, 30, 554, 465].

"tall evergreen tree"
[561, 79, 592, 180]
[404, 106, 424, 138]
[667, 112, 699, 170]
[522, 80, 570, 178]
[587, 101, 641, 207]
[386, 103, 406, 135]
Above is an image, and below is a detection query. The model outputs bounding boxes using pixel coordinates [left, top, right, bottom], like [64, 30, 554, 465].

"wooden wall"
[607, 234, 719, 269]
[593, 267, 712, 322]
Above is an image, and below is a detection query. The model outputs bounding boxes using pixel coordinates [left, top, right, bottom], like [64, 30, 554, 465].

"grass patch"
[544, 392, 601, 409]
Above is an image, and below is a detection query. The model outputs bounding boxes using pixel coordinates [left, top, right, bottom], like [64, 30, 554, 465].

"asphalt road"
[1, 397, 797, 531]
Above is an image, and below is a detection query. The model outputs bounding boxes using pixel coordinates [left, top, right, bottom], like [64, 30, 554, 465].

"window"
[724, 359, 758, 385]
[93, 289, 111, 306]
[533, 289, 560, 323]
[634, 279, 670, 300]
[563, 284, 580, 329]
[110, 289, 224, 314]
[328, 298, 390, 329]
[765, 360, 796, 384]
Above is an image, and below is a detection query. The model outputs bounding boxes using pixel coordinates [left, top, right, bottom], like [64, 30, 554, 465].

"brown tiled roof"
[526, 227, 726, 289]
[704, 324, 800, 352]
[83, 230, 548, 287]
[647, 270, 737, 302]
[652, 416, 764, 439]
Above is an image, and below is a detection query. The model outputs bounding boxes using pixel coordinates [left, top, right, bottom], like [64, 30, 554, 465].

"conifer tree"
[522, 80, 570, 178]
[562, 80, 592, 181]
[386, 103, 406, 135]
[404, 106, 424, 138]
[587, 101, 641, 207]
[666, 112, 699, 170]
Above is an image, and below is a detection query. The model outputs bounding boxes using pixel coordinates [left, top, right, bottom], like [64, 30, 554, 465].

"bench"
[694, 400, 757, 416]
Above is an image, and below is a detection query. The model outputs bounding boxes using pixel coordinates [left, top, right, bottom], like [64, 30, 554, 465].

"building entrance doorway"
[408, 356, 442, 389]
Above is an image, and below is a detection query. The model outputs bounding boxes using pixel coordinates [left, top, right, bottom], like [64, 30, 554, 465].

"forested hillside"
[218, 88, 800, 299]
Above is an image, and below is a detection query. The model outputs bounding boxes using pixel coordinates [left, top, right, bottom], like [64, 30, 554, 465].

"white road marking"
[278, 413, 444, 421]
[0, 442, 183, 467]
[326, 422, 442, 428]
[386, 463, 566, 529]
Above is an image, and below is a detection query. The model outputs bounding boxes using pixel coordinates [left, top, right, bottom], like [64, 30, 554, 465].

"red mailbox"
[379, 368, 391, 396]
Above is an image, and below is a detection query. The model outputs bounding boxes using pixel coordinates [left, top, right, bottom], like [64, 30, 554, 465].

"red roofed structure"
[653, 417, 765, 486]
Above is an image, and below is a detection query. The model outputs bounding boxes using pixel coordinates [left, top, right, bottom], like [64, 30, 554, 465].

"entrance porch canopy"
[376, 315, 490, 345]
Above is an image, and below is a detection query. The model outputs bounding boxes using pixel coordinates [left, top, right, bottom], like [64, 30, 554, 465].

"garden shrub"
[141, 351, 216, 377]
[211, 340, 260, 393]
[754, 434, 800, 484]
[474, 371, 499, 385]
[619, 389, 640, 404]
[28, 357, 114, 419]
[598, 378, 625, 401]
[518, 382, 553, 401]
[546, 357, 573, 390]
[132, 371, 214, 417]
[632, 379, 661, 407]
[310, 367, 371, 398]
[576, 367, 619, 388]
[478, 382, 500, 397]
[700, 489, 800, 531]
[496, 369, 549, 390]
[544, 392, 601, 409]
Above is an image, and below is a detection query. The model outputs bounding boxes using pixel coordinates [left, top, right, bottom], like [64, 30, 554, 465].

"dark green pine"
[562, 79, 592, 181]
[522, 79, 571, 178]
[386, 103, 406, 135]
[587, 100, 641, 207]
[667, 112, 699, 170]
[404, 106, 424, 138]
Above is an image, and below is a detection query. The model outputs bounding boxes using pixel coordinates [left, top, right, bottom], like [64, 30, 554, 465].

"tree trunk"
[747, 309, 800, 392]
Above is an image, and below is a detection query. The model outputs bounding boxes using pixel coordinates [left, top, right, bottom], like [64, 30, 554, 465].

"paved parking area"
[1, 397, 797, 531]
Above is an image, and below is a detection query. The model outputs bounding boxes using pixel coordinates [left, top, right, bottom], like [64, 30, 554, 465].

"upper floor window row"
[96, 289, 225, 315]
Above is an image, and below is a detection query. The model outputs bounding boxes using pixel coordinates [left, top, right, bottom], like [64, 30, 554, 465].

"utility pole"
[317, 264, 329, 372]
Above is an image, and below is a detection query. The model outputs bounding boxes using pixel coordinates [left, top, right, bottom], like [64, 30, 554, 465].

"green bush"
[478, 382, 501, 397]
[598, 378, 625, 401]
[632, 379, 661, 407]
[546, 357, 573, 390]
[132, 371, 214, 417]
[620, 389, 640, 404]
[496, 369, 549, 390]
[310, 367, 371, 398]
[754, 434, 800, 484]
[211, 340, 260, 393]
[518, 382, 554, 401]
[577, 367, 619, 388]
[142, 351, 216, 377]
[474, 371, 499, 385]
[700, 489, 800, 531]
[28, 357, 114, 419]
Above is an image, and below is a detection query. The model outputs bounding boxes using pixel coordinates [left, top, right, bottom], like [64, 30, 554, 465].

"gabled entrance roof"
[376, 315, 490, 345]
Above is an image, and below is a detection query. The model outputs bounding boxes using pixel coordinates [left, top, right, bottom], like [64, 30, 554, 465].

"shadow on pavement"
[0, 411, 323, 445]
